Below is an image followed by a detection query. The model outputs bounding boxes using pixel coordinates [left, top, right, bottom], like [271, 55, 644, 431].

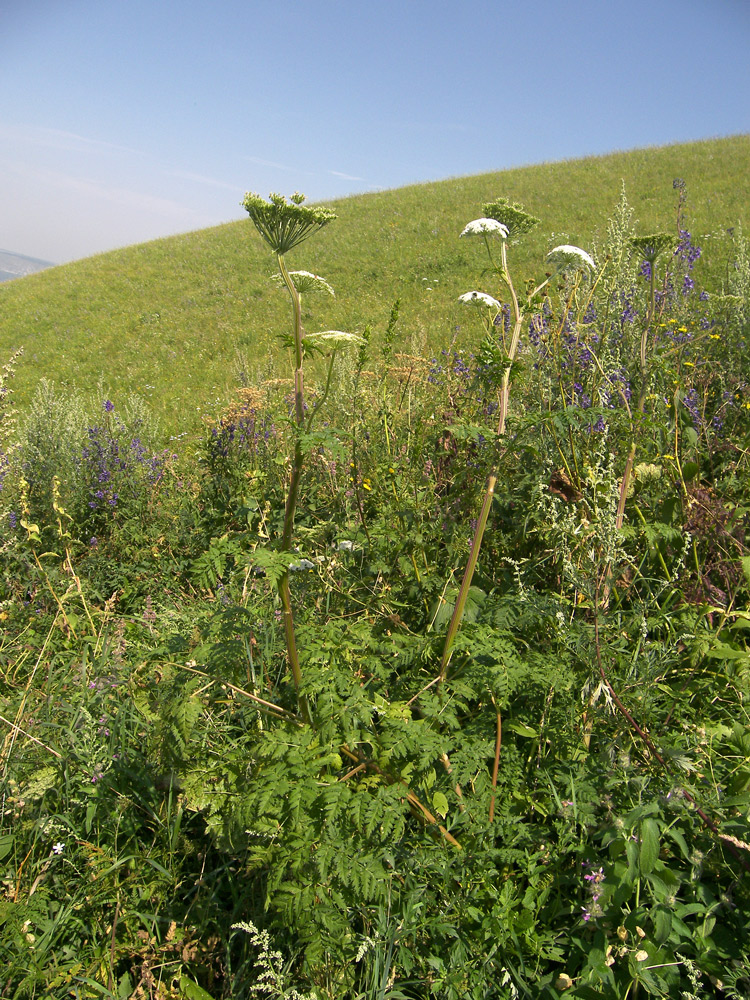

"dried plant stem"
[340, 744, 462, 850]
[178, 662, 303, 725]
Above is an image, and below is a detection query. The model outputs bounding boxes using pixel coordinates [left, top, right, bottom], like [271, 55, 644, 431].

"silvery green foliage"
[20, 378, 89, 503]
[0, 350, 23, 527]
[532, 445, 625, 600]
[600, 182, 638, 302]
[232, 921, 318, 1000]
[728, 224, 750, 328]
[0, 348, 23, 452]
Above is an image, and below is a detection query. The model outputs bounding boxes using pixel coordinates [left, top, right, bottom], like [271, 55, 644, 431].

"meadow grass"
[0, 135, 747, 432]
[1, 138, 749, 1000]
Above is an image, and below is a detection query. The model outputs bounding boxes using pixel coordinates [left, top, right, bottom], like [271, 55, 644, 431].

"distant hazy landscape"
[0, 248, 54, 283]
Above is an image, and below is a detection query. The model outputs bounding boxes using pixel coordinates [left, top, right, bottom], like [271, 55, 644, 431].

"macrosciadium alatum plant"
[242, 192, 360, 720]
[439, 203, 600, 682]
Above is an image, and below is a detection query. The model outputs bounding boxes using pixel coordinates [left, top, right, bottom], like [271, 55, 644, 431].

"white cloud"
[328, 169, 364, 181]
[166, 168, 242, 193]
[0, 122, 149, 159]
[243, 154, 301, 173]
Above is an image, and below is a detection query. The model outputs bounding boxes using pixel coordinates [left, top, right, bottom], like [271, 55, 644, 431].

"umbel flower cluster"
[242, 191, 336, 255]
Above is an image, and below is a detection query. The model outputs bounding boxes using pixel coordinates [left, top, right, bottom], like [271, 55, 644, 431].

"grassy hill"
[1, 134, 748, 434]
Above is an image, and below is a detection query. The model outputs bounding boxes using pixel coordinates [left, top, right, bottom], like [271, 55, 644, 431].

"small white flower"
[288, 558, 315, 572]
[546, 245, 596, 271]
[52, 842, 64, 855]
[460, 218, 509, 238]
[458, 291, 501, 309]
[635, 950, 649, 963]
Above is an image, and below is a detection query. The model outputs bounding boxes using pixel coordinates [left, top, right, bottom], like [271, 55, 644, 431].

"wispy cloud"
[243, 154, 302, 173]
[329, 169, 364, 181]
[1, 156, 211, 225]
[166, 169, 242, 193]
[0, 122, 149, 159]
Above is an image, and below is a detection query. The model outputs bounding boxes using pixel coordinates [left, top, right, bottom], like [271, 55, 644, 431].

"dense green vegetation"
[1, 138, 749, 999]
[0, 135, 748, 430]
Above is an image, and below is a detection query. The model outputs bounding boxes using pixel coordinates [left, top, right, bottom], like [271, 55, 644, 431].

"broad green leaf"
[432, 791, 449, 819]
[682, 426, 699, 449]
[625, 839, 640, 882]
[180, 976, 215, 1000]
[85, 800, 97, 834]
[681, 460, 699, 482]
[667, 826, 689, 859]
[653, 906, 672, 944]
[505, 720, 537, 738]
[639, 818, 660, 874]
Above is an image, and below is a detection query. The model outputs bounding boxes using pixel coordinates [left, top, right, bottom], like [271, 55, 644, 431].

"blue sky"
[2, 0, 748, 263]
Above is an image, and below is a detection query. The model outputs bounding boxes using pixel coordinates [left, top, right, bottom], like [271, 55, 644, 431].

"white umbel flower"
[272, 270, 335, 296]
[547, 245, 596, 271]
[458, 291, 501, 309]
[460, 218, 509, 238]
[304, 331, 364, 346]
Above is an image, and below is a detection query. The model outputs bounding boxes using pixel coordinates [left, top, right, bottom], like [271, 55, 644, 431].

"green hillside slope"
[1, 134, 747, 433]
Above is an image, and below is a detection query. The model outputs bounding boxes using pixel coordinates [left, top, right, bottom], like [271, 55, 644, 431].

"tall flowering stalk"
[614, 234, 679, 530]
[242, 192, 337, 717]
[439, 203, 598, 682]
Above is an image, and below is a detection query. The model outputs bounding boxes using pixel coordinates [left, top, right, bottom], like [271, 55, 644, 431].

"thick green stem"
[439, 473, 498, 681]
[277, 254, 304, 420]
[439, 249, 523, 684]
[274, 253, 310, 721]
